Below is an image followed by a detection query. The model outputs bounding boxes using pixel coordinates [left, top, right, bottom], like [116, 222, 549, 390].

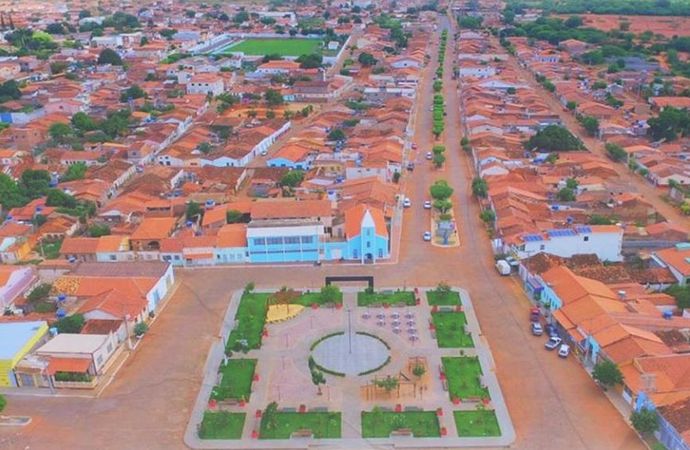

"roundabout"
[311, 332, 390, 376]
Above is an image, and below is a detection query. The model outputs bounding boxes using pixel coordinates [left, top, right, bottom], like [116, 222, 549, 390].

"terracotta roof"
[251, 199, 331, 220]
[656, 246, 690, 277]
[81, 319, 123, 335]
[131, 217, 177, 240]
[217, 224, 247, 248]
[344, 204, 387, 238]
[47, 357, 91, 375]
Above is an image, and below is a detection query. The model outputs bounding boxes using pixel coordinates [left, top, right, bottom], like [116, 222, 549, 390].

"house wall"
[144, 263, 175, 311]
[0, 323, 48, 387]
[345, 231, 389, 263]
[0, 267, 37, 309]
[247, 224, 323, 263]
[214, 247, 248, 264]
[520, 230, 623, 262]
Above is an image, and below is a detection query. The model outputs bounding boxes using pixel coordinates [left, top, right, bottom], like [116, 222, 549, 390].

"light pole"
[347, 307, 352, 354]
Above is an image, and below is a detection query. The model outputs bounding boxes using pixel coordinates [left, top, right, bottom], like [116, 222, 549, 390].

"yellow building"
[0, 321, 48, 387]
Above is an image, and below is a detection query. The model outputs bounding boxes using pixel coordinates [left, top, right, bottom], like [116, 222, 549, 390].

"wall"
[145, 263, 175, 311]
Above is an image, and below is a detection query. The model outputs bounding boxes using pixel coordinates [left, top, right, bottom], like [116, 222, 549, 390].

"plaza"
[185, 284, 515, 448]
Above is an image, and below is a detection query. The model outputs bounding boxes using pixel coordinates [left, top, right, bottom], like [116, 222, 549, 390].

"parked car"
[531, 322, 543, 336]
[545, 323, 558, 337]
[425, 152, 433, 160]
[423, 201, 432, 209]
[407, 162, 415, 171]
[529, 307, 540, 322]
[423, 231, 432, 241]
[495, 260, 510, 276]
[403, 198, 411, 208]
[412, 143, 418, 150]
[545, 336, 562, 350]
[558, 344, 570, 358]
[260, 150, 268, 156]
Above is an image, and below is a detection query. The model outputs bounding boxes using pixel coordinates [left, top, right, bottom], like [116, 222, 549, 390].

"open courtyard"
[186, 284, 514, 448]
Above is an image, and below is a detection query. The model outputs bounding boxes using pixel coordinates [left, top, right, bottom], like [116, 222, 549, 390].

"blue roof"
[575, 225, 592, 234]
[0, 321, 47, 360]
[523, 234, 543, 242]
[547, 229, 577, 238]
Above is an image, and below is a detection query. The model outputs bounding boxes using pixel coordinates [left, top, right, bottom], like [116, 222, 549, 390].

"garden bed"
[453, 410, 500, 437]
[211, 359, 256, 401]
[426, 289, 461, 306]
[442, 357, 489, 401]
[432, 312, 473, 347]
[259, 411, 341, 439]
[226, 293, 269, 351]
[361, 410, 441, 438]
[199, 411, 246, 439]
[357, 290, 415, 306]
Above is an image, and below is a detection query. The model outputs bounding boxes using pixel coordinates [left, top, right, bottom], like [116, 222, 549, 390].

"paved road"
[497, 35, 690, 227]
[0, 15, 644, 450]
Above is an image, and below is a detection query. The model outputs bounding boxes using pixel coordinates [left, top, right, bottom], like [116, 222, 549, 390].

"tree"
[432, 153, 446, 168]
[320, 284, 341, 304]
[226, 209, 244, 224]
[87, 224, 110, 237]
[120, 85, 146, 102]
[46, 189, 77, 208]
[472, 178, 488, 198]
[480, 209, 495, 223]
[358, 52, 377, 67]
[280, 170, 304, 188]
[525, 125, 584, 152]
[433, 199, 452, 213]
[630, 408, 658, 435]
[196, 142, 212, 154]
[0, 394, 5, 413]
[564, 15, 583, 28]
[296, 53, 323, 69]
[566, 100, 577, 111]
[665, 285, 690, 309]
[605, 143, 627, 162]
[62, 162, 87, 182]
[45, 23, 66, 35]
[565, 178, 578, 190]
[20, 170, 52, 200]
[0, 80, 22, 102]
[374, 375, 399, 395]
[134, 322, 149, 336]
[264, 88, 284, 107]
[556, 187, 576, 202]
[0, 173, 28, 209]
[79, 9, 91, 19]
[310, 368, 326, 395]
[578, 115, 599, 136]
[592, 360, 623, 388]
[55, 314, 85, 333]
[327, 128, 346, 141]
[186, 201, 203, 220]
[49, 122, 73, 144]
[140, 36, 149, 46]
[430, 180, 453, 200]
[412, 364, 426, 378]
[97, 48, 123, 66]
[50, 61, 68, 74]
[648, 107, 690, 142]
[233, 11, 249, 23]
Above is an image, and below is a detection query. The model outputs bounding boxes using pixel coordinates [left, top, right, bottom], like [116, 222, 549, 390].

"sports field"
[220, 38, 322, 57]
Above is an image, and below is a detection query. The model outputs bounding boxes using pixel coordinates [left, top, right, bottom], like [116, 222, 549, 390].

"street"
[0, 16, 645, 450]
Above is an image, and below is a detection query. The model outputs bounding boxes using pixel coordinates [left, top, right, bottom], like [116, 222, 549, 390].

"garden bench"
[442, 380, 448, 391]
[479, 375, 487, 389]
[380, 406, 393, 412]
[281, 407, 297, 412]
[390, 428, 413, 437]
[404, 406, 422, 411]
[217, 399, 239, 408]
[463, 396, 482, 403]
[290, 429, 313, 439]
[310, 407, 328, 412]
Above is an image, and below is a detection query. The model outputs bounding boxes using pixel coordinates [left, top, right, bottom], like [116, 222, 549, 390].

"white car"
[544, 336, 562, 350]
[425, 152, 433, 160]
[423, 201, 432, 209]
[423, 231, 432, 241]
[558, 344, 570, 358]
[403, 198, 411, 208]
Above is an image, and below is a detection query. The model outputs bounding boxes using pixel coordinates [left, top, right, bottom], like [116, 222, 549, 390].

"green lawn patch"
[427, 289, 461, 306]
[293, 292, 343, 306]
[221, 38, 322, 57]
[432, 312, 473, 347]
[442, 357, 489, 401]
[259, 411, 341, 439]
[361, 410, 441, 438]
[211, 359, 256, 401]
[199, 411, 246, 439]
[226, 293, 269, 351]
[37, 239, 62, 259]
[357, 290, 415, 306]
[454, 410, 500, 437]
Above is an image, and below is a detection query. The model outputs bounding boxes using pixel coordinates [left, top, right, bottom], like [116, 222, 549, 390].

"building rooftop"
[0, 321, 48, 360]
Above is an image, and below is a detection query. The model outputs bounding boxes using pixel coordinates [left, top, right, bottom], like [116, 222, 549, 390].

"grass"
[199, 411, 246, 439]
[259, 412, 341, 439]
[427, 289, 461, 306]
[226, 293, 269, 351]
[361, 411, 441, 438]
[442, 357, 489, 400]
[432, 312, 473, 347]
[221, 38, 322, 57]
[37, 239, 62, 259]
[211, 359, 256, 401]
[454, 410, 501, 437]
[293, 292, 343, 306]
[357, 290, 416, 306]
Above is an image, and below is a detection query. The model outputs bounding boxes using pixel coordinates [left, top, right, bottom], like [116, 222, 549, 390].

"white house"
[35, 333, 119, 375]
[187, 74, 224, 97]
[459, 65, 497, 78]
[509, 225, 624, 262]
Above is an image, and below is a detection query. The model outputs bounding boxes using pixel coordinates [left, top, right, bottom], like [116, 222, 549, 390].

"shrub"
[134, 322, 149, 336]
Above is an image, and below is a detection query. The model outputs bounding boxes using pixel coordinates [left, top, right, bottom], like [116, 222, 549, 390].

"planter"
[255, 410, 262, 418]
[253, 374, 260, 382]
[299, 404, 306, 413]
[441, 427, 447, 436]
[208, 399, 217, 409]
[335, 303, 343, 310]
[311, 303, 319, 310]
[239, 400, 246, 407]
[263, 329, 268, 337]
[452, 397, 460, 405]
[395, 404, 402, 412]
[436, 408, 443, 416]
[251, 430, 259, 439]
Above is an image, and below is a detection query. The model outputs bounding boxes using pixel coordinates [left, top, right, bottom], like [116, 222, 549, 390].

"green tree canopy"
[630, 408, 658, 435]
[525, 125, 584, 152]
[296, 53, 323, 69]
[358, 52, 377, 67]
[97, 48, 123, 65]
[61, 162, 87, 182]
[280, 170, 304, 188]
[592, 360, 623, 388]
[430, 179, 453, 200]
[55, 314, 85, 333]
[264, 88, 284, 106]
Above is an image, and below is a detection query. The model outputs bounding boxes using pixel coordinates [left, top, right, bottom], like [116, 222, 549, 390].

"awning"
[47, 357, 91, 375]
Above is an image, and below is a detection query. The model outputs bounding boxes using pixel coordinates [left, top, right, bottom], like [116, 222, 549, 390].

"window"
[163, 255, 171, 261]
[301, 236, 314, 244]
[583, 236, 589, 242]
[173, 255, 180, 260]
[378, 249, 383, 258]
[109, 254, 116, 261]
[106, 343, 112, 353]
[366, 241, 371, 248]
[266, 237, 282, 245]
[284, 236, 300, 244]
[96, 355, 103, 366]
[254, 238, 266, 245]
[353, 249, 358, 258]
[539, 244, 545, 250]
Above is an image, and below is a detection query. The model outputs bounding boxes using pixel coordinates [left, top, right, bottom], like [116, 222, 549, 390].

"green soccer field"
[221, 38, 322, 56]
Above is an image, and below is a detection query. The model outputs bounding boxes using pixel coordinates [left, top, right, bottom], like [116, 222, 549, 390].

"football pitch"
[220, 38, 322, 56]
